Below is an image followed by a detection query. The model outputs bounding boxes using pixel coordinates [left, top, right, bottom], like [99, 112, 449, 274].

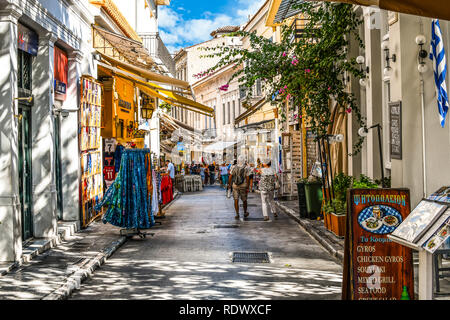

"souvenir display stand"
[79, 76, 104, 228]
[95, 149, 156, 239]
[389, 189, 450, 300]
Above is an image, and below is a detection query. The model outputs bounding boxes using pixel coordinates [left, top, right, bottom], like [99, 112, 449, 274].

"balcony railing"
[140, 33, 175, 76]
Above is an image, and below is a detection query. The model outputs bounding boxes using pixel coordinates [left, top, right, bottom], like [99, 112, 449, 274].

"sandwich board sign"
[342, 188, 414, 300]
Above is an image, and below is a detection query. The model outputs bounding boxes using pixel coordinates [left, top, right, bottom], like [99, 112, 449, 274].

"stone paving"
[69, 186, 343, 300]
[0, 222, 124, 300]
[276, 198, 450, 299]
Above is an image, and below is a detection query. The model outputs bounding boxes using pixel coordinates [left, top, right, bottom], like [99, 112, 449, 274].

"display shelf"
[79, 76, 104, 228]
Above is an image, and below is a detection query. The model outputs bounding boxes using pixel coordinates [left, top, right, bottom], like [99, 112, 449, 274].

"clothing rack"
[95, 148, 157, 237]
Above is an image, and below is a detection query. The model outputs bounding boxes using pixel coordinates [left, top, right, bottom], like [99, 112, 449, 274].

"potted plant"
[304, 176, 323, 220]
[353, 174, 380, 189]
[328, 199, 347, 237]
[297, 178, 309, 219]
[322, 201, 333, 230]
[322, 173, 353, 236]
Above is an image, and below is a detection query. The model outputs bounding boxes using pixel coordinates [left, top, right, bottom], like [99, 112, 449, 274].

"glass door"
[18, 106, 33, 240]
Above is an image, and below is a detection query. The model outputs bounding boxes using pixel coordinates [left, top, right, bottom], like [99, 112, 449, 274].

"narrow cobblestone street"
[69, 186, 342, 300]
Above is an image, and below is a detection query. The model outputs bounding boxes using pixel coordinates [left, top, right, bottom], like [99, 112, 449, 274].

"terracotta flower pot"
[330, 212, 346, 237]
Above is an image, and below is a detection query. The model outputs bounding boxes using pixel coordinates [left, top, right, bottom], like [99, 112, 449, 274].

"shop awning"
[97, 58, 215, 117]
[97, 52, 190, 90]
[267, 0, 450, 24]
[136, 82, 215, 118]
[234, 98, 266, 125]
[204, 141, 238, 152]
[93, 25, 153, 70]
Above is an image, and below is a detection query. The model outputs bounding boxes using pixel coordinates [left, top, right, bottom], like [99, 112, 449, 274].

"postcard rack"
[79, 76, 104, 228]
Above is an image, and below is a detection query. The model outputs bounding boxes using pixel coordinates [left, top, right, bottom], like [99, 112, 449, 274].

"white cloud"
[159, 0, 265, 53]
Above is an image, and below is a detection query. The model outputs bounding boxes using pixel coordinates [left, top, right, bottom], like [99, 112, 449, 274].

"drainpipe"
[420, 77, 427, 197]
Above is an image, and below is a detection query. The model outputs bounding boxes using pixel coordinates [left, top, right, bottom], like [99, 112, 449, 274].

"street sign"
[342, 188, 414, 300]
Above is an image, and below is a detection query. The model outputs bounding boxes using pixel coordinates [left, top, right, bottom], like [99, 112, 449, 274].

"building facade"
[266, 0, 450, 209]
[0, 0, 97, 262]
[173, 27, 243, 164]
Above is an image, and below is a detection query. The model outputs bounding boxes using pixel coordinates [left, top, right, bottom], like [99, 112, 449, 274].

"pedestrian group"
[163, 155, 279, 221]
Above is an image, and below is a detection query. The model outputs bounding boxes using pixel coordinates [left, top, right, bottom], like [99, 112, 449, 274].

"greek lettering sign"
[342, 189, 414, 300]
[390, 101, 402, 160]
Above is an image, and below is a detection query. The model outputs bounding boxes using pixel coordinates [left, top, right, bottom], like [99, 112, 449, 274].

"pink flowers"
[305, 69, 311, 73]
[286, 94, 291, 101]
[193, 69, 213, 79]
[219, 84, 229, 92]
[282, 52, 287, 57]
[328, 86, 331, 91]
[346, 108, 352, 114]
[292, 59, 299, 66]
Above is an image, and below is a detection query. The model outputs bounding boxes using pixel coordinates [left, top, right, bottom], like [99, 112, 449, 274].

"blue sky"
[158, 0, 265, 53]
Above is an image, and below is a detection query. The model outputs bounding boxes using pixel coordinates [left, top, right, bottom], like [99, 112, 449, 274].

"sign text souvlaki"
[353, 194, 407, 206]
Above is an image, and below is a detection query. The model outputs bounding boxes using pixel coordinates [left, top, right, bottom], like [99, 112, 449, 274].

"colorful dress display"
[95, 149, 155, 229]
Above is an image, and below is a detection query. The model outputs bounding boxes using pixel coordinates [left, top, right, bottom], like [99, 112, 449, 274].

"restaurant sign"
[342, 188, 414, 300]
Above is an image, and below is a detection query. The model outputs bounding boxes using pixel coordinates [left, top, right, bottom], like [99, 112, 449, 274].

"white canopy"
[203, 141, 237, 152]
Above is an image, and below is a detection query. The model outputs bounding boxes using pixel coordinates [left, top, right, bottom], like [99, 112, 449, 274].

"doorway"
[54, 114, 63, 220]
[18, 105, 33, 240]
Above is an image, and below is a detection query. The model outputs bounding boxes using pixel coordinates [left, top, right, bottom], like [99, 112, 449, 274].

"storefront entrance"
[53, 114, 63, 220]
[18, 105, 33, 240]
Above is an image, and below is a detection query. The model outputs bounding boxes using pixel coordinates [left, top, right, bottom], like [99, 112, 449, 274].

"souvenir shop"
[79, 25, 215, 229]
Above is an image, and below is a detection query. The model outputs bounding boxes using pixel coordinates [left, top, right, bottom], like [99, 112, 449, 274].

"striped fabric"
[430, 19, 449, 128]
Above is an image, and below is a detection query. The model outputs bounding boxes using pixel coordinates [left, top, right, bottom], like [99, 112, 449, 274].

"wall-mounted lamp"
[327, 134, 344, 144]
[416, 35, 429, 73]
[381, 40, 396, 77]
[356, 56, 370, 87]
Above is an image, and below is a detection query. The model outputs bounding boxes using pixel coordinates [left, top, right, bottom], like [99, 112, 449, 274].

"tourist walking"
[227, 159, 237, 198]
[219, 162, 229, 188]
[166, 159, 175, 193]
[208, 163, 216, 185]
[258, 158, 278, 221]
[200, 164, 206, 185]
[228, 156, 250, 220]
[248, 163, 255, 192]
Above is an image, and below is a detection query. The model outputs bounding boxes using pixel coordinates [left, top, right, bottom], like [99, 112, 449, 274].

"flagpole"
[420, 77, 427, 198]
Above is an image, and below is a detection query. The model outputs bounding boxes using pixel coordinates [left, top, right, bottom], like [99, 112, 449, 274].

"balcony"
[140, 33, 175, 76]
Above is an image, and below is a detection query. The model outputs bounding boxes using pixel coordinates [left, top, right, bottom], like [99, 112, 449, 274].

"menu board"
[420, 209, 450, 253]
[390, 101, 402, 160]
[342, 189, 414, 300]
[391, 200, 447, 244]
[389, 197, 450, 254]
[428, 186, 450, 204]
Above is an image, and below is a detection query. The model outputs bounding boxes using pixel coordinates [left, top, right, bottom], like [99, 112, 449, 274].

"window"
[223, 103, 226, 125]
[227, 102, 231, 124]
[232, 100, 236, 122]
[239, 85, 247, 99]
[18, 49, 33, 92]
[255, 79, 262, 96]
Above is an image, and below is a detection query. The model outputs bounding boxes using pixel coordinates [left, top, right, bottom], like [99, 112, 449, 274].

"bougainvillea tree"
[201, 1, 366, 154]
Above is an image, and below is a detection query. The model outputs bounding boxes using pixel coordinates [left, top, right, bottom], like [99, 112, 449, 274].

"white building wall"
[0, 0, 96, 261]
[353, 9, 450, 208]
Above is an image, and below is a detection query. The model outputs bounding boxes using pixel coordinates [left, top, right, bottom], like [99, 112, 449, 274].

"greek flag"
[430, 19, 449, 128]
